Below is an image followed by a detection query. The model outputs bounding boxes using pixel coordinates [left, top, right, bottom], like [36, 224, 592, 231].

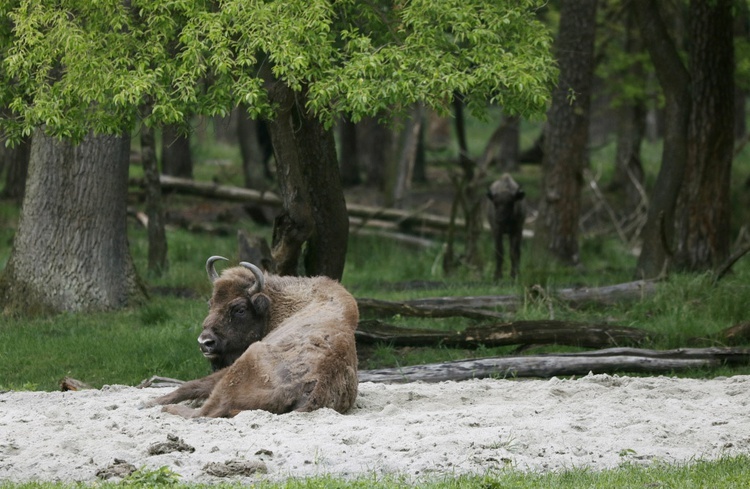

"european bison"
[487, 173, 526, 280]
[150, 256, 359, 418]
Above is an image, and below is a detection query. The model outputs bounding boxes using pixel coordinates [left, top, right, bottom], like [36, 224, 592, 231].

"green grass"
[3, 115, 750, 486]
[1, 455, 749, 488]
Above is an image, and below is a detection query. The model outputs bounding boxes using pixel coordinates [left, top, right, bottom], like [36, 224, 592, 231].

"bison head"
[198, 256, 271, 371]
[487, 174, 525, 228]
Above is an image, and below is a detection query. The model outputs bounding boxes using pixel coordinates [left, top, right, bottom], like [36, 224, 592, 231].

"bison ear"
[515, 188, 526, 201]
[251, 293, 271, 316]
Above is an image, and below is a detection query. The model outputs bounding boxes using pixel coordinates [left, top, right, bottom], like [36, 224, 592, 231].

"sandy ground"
[1, 375, 749, 484]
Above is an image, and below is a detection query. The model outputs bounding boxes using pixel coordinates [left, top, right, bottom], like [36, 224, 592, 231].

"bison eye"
[232, 306, 247, 318]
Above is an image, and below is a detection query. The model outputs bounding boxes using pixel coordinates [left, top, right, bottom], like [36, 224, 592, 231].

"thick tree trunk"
[1, 135, 30, 202]
[633, 0, 691, 278]
[264, 74, 349, 279]
[141, 123, 168, 275]
[674, 0, 734, 271]
[0, 129, 146, 315]
[161, 124, 193, 179]
[533, 0, 598, 266]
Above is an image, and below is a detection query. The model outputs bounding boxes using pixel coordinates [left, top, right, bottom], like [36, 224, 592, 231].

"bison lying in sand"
[487, 173, 526, 280]
[151, 256, 359, 418]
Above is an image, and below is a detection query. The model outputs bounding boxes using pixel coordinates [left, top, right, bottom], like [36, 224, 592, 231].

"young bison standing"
[487, 173, 526, 280]
[150, 256, 359, 418]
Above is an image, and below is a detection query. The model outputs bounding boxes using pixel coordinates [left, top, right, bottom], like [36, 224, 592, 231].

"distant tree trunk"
[609, 5, 646, 215]
[674, 0, 734, 271]
[499, 115, 520, 171]
[237, 104, 268, 188]
[533, 0, 598, 266]
[161, 124, 193, 179]
[141, 121, 168, 276]
[0, 129, 146, 315]
[735, 3, 748, 141]
[389, 104, 423, 208]
[0, 135, 30, 202]
[212, 112, 237, 144]
[339, 117, 362, 187]
[413, 121, 427, 183]
[633, 0, 691, 278]
[264, 71, 349, 280]
[444, 94, 484, 274]
[479, 115, 520, 171]
[359, 116, 393, 191]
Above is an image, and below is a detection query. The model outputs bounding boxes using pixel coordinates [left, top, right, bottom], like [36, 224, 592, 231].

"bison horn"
[239, 262, 265, 295]
[206, 256, 229, 283]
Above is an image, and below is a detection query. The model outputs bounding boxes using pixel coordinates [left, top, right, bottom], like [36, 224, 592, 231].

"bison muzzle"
[149, 256, 359, 418]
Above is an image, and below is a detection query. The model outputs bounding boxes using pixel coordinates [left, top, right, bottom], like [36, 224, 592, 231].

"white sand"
[1, 375, 749, 484]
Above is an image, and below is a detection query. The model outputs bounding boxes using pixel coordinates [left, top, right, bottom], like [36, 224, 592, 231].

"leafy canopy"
[1, 0, 556, 144]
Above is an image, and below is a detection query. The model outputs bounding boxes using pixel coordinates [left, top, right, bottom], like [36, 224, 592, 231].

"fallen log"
[357, 347, 750, 383]
[356, 298, 505, 320]
[355, 319, 649, 349]
[132, 175, 468, 232]
[357, 279, 657, 316]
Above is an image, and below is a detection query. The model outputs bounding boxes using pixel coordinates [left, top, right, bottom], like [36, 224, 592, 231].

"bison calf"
[150, 256, 359, 418]
[487, 173, 526, 280]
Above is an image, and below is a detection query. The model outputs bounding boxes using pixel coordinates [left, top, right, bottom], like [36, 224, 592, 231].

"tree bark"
[534, 0, 598, 266]
[0, 135, 30, 202]
[264, 71, 349, 279]
[674, 0, 734, 271]
[141, 122, 168, 275]
[633, 0, 691, 278]
[0, 129, 146, 315]
[161, 124, 193, 179]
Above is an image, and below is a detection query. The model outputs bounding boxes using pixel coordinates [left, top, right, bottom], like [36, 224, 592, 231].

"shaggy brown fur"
[150, 262, 359, 418]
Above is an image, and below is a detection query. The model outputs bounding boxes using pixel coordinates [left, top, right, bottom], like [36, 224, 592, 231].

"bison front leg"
[493, 232, 505, 280]
[509, 231, 522, 280]
[147, 369, 227, 408]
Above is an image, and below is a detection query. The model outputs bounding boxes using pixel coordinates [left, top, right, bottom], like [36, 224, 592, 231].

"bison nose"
[198, 334, 217, 355]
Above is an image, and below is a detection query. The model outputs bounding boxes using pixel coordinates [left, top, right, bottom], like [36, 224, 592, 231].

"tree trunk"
[674, 0, 734, 271]
[499, 115, 520, 171]
[359, 116, 394, 191]
[141, 122, 168, 276]
[609, 5, 646, 217]
[1, 135, 30, 202]
[389, 104, 423, 208]
[338, 117, 362, 187]
[237, 104, 269, 188]
[533, 0, 598, 266]
[633, 0, 691, 278]
[161, 124, 193, 179]
[0, 129, 146, 315]
[264, 72, 349, 279]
